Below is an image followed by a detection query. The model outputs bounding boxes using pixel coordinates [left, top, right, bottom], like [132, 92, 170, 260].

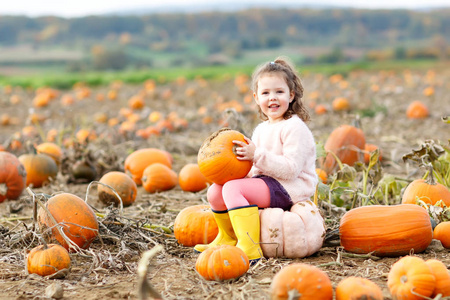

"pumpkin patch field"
[0, 66, 450, 299]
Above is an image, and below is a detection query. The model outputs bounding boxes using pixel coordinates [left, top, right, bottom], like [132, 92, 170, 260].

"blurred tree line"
[0, 8, 448, 70]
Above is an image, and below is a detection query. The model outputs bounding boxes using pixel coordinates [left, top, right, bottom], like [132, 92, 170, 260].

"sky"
[1, 0, 449, 17]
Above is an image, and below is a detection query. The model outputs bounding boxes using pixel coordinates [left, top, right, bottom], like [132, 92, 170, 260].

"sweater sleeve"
[252, 119, 316, 181]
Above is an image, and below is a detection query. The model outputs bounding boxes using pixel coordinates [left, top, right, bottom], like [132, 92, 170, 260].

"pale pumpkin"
[0, 151, 27, 203]
[388, 256, 436, 300]
[339, 204, 432, 257]
[197, 128, 252, 185]
[174, 205, 218, 247]
[270, 263, 333, 300]
[335, 277, 383, 300]
[259, 200, 325, 258]
[27, 243, 71, 278]
[195, 245, 249, 281]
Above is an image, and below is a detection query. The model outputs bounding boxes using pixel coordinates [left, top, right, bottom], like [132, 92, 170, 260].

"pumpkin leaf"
[368, 148, 380, 169]
[315, 141, 326, 159]
[335, 165, 357, 182]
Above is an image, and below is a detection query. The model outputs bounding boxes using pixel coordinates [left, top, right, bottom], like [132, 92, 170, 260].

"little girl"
[194, 57, 318, 264]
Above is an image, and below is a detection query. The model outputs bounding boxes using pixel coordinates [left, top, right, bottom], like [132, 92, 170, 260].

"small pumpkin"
[259, 201, 325, 258]
[195, 245, 249, 281]
[339, 204, 432, 257]
[406, 100, 429, 119]
[401, 178, 450, 207]
[27, 243, 71, 278]
[0, 152, 27, 203]
[270, 263, 333, 300]
[332, 97, 350, 111]
[387, 256, 436, 300]
[141, 163, 177, 193]
[35, 142, 63, 166]
[38, 193, 99, 252]
[315, 168, 327, 183]
[319, 124, 366, 174]
[124, 148, 172, 185]
[335, 277, 383, 300]
[178, 163, 212, 192]
[97, 171, 137, 207]
[197, 128, 252, 185]
[425, 259, 450, 297]
[18, 153, 58, 188]
[174, 205, 218, 247]
[433, 221, 450, 248]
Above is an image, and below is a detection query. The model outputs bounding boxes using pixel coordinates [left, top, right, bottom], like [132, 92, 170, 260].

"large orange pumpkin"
[141, 163, 177, 193]
[174, 205, 218, 247]
[38, 193, 99, 252]
[401, 178, 450, 207]
[97, 171, 137, 207]
[339, 204, 432, 257]
[388, 256, 436, 300]
[178, 163, 211, 192]
[270, 263, 333, 300]
[319, 124, 365, 174]
[0, 152, 27, 203]
[195, 245, 249, 281]
[27, 243, 71, 278]
[124, 148, 172, 185]
[425, 259, 450, 297]
[18, 153, 58, 188]
[335, 277, 383, 300]
[197, 128, 252, 185]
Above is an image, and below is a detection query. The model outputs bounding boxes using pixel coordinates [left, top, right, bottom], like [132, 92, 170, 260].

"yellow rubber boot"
[194, 210, 237, 253]
[228, 205, 263, 264]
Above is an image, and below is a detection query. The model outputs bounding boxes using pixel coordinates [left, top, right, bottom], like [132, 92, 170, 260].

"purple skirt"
[254, 175, 292, 211]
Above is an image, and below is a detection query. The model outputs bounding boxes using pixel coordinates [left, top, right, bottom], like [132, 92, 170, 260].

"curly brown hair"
[251, 56, 310, 122]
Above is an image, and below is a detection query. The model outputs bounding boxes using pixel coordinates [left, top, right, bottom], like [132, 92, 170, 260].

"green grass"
[0, 59, 443, 90]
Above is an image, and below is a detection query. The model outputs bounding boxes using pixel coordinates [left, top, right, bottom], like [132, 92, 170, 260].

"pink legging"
[207, 178, 271, 211]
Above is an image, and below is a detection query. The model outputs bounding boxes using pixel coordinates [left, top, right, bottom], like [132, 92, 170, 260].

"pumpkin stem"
[400, 275, 408, 284]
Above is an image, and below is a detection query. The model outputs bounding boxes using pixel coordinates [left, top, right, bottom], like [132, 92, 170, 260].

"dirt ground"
[0, 65, 450, 299]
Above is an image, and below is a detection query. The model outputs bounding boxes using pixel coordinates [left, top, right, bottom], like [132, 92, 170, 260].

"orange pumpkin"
[124, 148, 172, 185]
[0, 152, 27, 203]
[406, 100, 429, 119]
[27, 243, 71, 277]
[388, 256, 436, 300]
[178, 163, 212, 192]
[38, 193, 99, 252]
[332, 97, 350, 111]
[401, 178, 450, 207]
[18, 153, 58, 188]
[97, 171, 137, 207]
[174, 205, 218, 247]
[197, 128, 252, 185]
[364, 143, 382, 164]
[35, 142, 63, 166]
[319, 124, 365, 174]
[195, 245, 249, 281]
[339, 204, 432, 257]
[270, 263, 333, 300]
[425, 259, 450, 297]
[315, 168, 327, 183]
[141, 163, 177, 193]
[335, 277, 383, 300]
[433, 221, 450, 248]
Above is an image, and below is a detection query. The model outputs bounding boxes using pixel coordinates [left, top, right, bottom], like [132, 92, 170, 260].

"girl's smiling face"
[254, 73, 294, 123]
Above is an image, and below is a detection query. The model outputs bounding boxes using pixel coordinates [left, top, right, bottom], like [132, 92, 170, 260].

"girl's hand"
[233, 136, 255, 161]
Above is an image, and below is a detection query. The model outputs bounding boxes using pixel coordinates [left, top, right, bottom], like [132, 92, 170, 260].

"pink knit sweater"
[248, 115, 318, 203]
